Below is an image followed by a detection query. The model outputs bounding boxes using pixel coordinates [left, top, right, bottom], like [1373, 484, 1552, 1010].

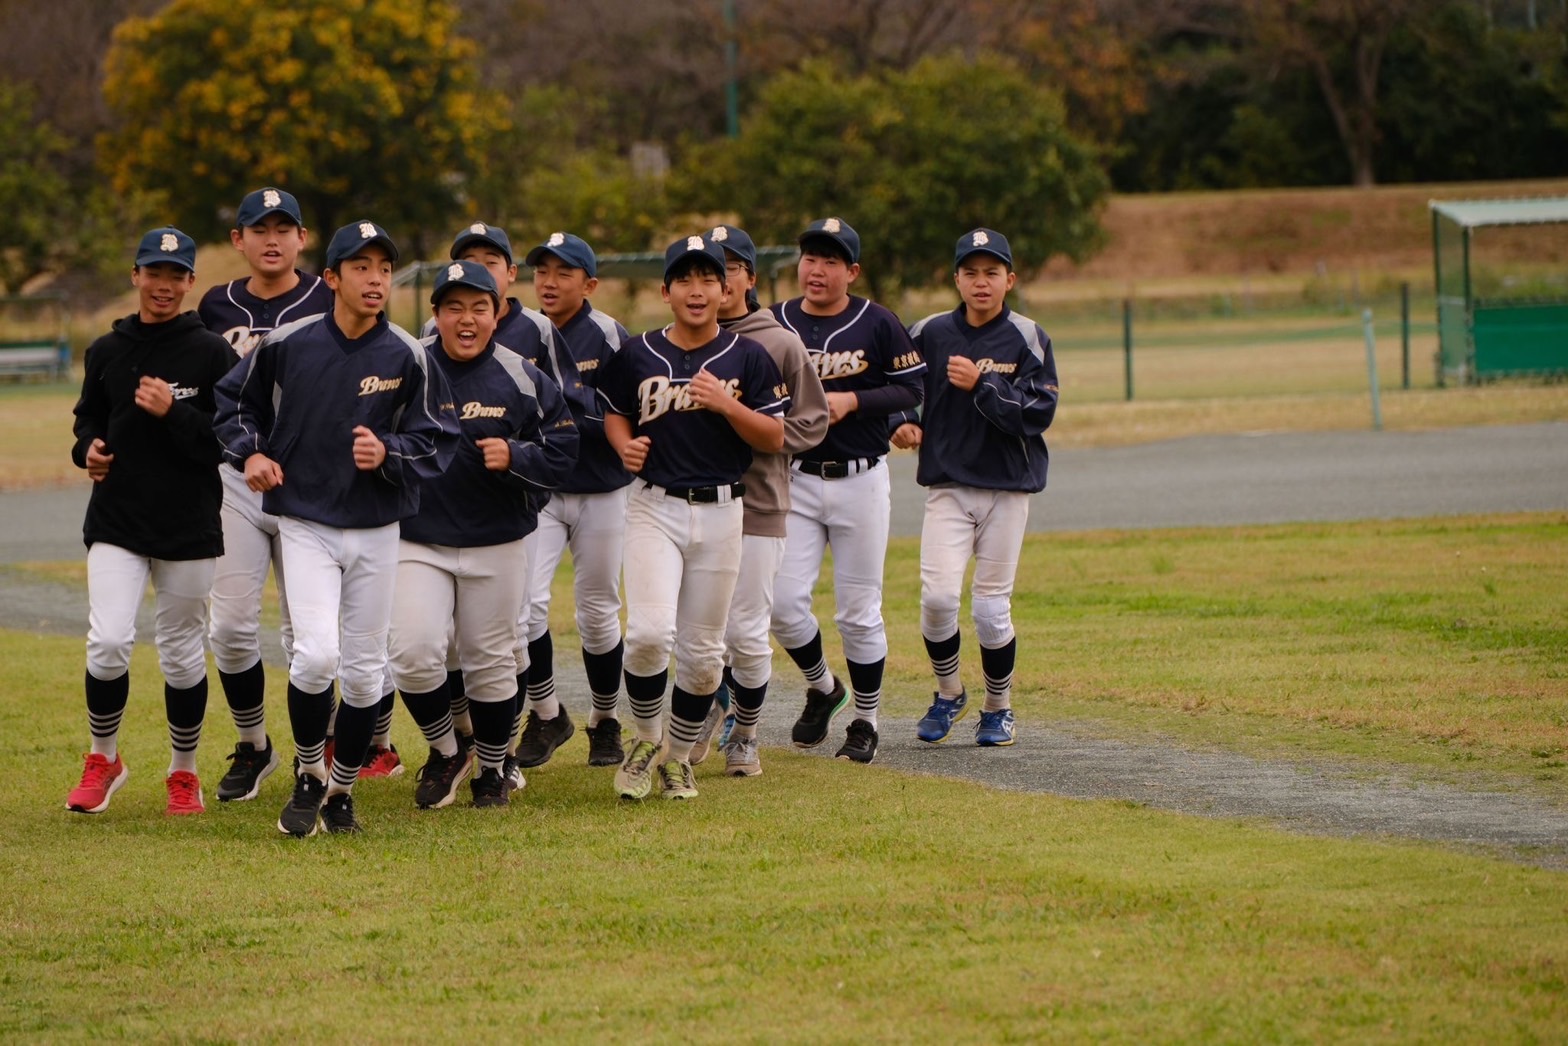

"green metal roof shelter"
[1431, 197, 1568, 385]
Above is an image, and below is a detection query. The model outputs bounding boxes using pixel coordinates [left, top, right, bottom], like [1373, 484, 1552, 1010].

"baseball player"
[197, 187, 333, 802]
[769, 218, 925, 763]
[67, 226, 238, 815]
[421, 222, 583, 766]
[894, 229, 1058, 746]
[597, 235, 790, 801]
[391, 261, 577, 809]
[517, 232, 633, 769]
[215, 220, 460, 836]
[685, 225, 828, 778]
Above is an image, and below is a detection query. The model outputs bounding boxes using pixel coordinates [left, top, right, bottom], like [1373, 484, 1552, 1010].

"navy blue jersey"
[198, 272, 332, 358]
[214, 312, 461, 528]
[554, 300, 632, 494]
[402, 338, 579, 547]
[772, 295, 925, 463]
[906, 305, 1059, 493]
[596, 328, 790, 490]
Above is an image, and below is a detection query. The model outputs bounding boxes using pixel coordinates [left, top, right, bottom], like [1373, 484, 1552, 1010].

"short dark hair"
[663, 252, 726, 288]
[799, 233, 854, 266]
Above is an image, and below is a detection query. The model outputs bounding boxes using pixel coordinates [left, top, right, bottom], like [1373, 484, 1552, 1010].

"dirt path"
[6, 424, 1565, 870]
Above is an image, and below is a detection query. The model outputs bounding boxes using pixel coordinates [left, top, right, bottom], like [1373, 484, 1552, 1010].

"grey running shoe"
[723, 736, 762, 778]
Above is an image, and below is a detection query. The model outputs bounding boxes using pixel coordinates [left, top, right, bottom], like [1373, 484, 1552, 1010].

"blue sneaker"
[717, 713, 736, 748]
[975, 708, 1016, 747]
[916, 690, 968, 743]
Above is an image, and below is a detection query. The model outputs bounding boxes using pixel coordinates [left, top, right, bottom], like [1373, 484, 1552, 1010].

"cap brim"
[664, 248, 725, 282]
[451, 233, 511, 264]
[956, 248, 1012, 268]
[238, 207, 303, 227]
[134, 253, 194, 272]
[431, 280, 500, 306]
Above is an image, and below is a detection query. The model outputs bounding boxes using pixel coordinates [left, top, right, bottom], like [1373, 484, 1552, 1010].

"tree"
[100, 0, 504, 259]
[676, 55, 1108, 296]
[1240, 0, 1422, 186]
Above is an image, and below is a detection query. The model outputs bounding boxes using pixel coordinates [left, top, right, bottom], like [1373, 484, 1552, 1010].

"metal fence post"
[1123, 297, 1134, 402]
[1363, 307, 1383, 431]
[1400, 281, 1411, 390]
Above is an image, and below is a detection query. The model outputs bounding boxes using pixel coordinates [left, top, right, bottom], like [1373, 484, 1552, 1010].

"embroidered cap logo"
[711, 226, 728, 242]
[263, 189, 281, 209]
[823, 218, 841, 233]
[469, 222, 487, 235]
[447, 263, 465, 281]
[160, 233, 178, 252]
[973, 231, 990, 246]
[359, 222, 377, 239]
[548, 232, 565, 247]
[686, 235, 705, 251]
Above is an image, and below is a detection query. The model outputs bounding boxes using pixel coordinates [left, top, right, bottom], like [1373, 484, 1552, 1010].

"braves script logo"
[975, 358, 1017, 375]
[637, 374, 739, 422]
[167, 383, 200, 401]
[810, 348, 869, 381]
[461, 401, 506, 419]
[220, 327, 261, 357]
[359, 375, 403, 396]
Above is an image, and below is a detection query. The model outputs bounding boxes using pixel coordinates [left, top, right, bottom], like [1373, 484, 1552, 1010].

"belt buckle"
[686, 487, 701, 504]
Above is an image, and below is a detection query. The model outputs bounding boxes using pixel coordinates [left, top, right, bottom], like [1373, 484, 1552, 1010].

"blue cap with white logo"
[705, 224, 757, 272]
[450, 223, 514, 265]
[134, 226, 197, 272]
[431, 259, 500, 308]
[235, 187, 304, 228]
[799, 217, 860, 264]
[524, 232, 597, 278]
[955, 228, 1013, 270]
[326, 220, 399, 270]
[663, 234, 728, 284]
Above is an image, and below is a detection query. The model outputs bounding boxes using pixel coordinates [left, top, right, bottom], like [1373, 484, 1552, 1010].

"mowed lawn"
[3, 514, 1567, 1040]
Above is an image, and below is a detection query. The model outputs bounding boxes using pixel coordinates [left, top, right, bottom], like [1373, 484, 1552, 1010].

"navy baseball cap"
[134, 226, 197, 272]
[798, 217, 860, 264]
[663, 233, 727, 284]
[524, 232, 597, 278]
[955, 228, 1013, 270]
[450, 222, 514, 265]
[431, 260, 500, 308]
[235, 187, 304, 228]
[326, 220, 398, 270]
[706, 224, 757, 272]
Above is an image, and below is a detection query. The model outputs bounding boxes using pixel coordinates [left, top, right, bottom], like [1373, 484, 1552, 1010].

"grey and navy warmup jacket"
[198, 271, 332, 357]
[554, 300, 633, 495]
[772, 295, 925, 465]
[214, 312, 460, 528]
[905, 304, 1059, 492]
[401, 337, 579, 547]
[71, 312, 239, 559]
[597, 327, 790, 490]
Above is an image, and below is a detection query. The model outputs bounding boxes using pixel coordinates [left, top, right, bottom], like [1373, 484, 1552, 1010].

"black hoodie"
[71, 311, 239, 560]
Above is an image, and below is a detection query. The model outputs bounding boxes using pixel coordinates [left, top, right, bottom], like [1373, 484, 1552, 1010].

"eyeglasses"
[725, 262, 747, 275]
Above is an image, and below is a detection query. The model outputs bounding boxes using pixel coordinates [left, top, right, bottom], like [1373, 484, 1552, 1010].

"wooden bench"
[0, 339, 71, 381]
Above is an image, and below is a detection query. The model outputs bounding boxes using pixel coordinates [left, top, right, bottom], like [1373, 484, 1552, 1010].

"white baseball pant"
[622, 483, 742, 696]
[209, 469, 293, 673]
[391, 539, 527, 702]
[724, 533, 786, 689]
[86, 542, 213, 688]
[771, 461, 891, 663]
[919, 486, 1030, 646]
[278, 517, 399, 708]
[520, 487, 628, 653]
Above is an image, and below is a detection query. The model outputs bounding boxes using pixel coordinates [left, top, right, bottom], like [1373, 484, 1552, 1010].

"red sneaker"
[360, 743, 404, 778]
[323, 736, 335, 772]
[66, 752, 128, 813]
[165, 770, 205, 815]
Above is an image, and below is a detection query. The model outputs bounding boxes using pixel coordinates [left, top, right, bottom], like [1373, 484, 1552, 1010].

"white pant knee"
[920, 591, 962, 643]
[86, 633, 134, 682]
[971, 594, 1015, 649]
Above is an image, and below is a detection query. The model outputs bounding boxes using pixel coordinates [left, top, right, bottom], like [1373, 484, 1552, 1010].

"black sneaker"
[217, 738, 280, 802]
[277, 769, 325, 837]
[585, 717, 624, 767]
[471, 765, 509, 808]
[835, 719, 879, 764]
[791, 677, 848, 749]
[321, 792, 362, 834]
[515, 708, 575, 768]
[414, 745, 474, 810]
[502, 754, 524, 793]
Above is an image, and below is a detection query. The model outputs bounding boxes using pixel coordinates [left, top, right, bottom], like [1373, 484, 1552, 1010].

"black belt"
[652, 481, 744, 504]
[797, 457, 880, 479]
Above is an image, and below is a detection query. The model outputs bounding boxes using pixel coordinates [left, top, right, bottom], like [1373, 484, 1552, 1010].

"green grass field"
[4, 514, 1566, 1039]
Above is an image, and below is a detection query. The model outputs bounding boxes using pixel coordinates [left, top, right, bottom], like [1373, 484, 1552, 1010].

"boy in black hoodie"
[67, 227, 238, 816]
